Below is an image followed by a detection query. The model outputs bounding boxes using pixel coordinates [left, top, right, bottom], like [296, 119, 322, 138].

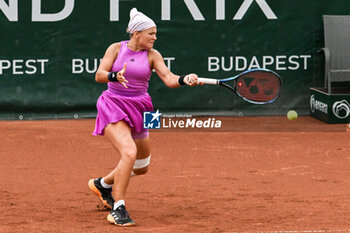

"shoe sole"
[107, 214, 136, 227]
[88, 179, 112, 209]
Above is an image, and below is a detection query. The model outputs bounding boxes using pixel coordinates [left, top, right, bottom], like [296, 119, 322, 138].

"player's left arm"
[149, 49, 198, 88]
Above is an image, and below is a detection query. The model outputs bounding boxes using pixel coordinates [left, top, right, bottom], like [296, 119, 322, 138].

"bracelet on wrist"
[108, 72, 118, 82]
[178, 75, 186, 86]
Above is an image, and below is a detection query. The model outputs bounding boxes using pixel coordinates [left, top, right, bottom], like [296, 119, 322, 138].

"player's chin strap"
[131, 155, 151, 176]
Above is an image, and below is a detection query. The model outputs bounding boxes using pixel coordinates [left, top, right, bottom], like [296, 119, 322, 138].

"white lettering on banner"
[234, 0, 277, 20]
[0, 0, 18, 21]
[110, 0, 119, 21]
[72, 58, 102, 74]
[162, 0, 276, 21]
[208, 55, 311, 72]
[249, 56, 260, 69]
[310, 95, 328, 114]
[182, 0, 204, 20]
[0, 60, 11, 74]
[71, 57, 175, 74]
[0, 0, 74, 22]
[315, 100, 328, 114]
[162, 0, 204, 21]
[0, 0, 277, 22]
[276, 55, 286, 70]
[164, 57, 175, 70]
[162, 0, 203, 20]
[0, 59, 48, 75]
[263, 56, 274, 68]
[221, 57, 233, 71]
[236, 56, 247, 71]
[216, 0, 225, 20]
[32, 0, 74, 22]
[288, 55, 300, 70]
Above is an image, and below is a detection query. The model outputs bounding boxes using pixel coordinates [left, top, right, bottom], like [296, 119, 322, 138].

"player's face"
[138, 27, 157, 50]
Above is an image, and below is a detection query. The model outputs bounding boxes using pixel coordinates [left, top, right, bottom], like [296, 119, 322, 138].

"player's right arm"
[95, 43, 121, 83]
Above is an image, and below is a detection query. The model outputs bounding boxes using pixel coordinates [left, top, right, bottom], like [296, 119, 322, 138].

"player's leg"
[103, 120, 137, 226]
[88, 121, 135, 210]
[103, 121, 136, 200]
[131, 136, 151, 176]
[89, 131, 151, 211]
[104, 135, 150, 226]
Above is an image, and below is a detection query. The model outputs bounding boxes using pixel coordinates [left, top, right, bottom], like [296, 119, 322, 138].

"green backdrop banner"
[0, 0, 349, 119]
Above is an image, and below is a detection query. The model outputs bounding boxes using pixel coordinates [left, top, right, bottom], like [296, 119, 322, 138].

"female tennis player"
[88, 8, 198, 227]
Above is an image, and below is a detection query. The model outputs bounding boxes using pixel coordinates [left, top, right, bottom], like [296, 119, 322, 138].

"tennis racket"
[197, 68, 282, 104]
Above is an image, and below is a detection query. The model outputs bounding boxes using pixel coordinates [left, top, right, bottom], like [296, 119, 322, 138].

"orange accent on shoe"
[88, 179, 112, 209]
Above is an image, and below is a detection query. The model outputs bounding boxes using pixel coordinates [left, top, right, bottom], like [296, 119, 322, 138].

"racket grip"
[197, 77, 219, 85]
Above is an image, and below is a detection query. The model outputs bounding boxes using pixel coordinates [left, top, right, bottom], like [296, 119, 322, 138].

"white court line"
[230, 229, 350, 233]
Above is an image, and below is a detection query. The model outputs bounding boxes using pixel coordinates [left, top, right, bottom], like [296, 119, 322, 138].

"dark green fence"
[1, 0, 349, 119]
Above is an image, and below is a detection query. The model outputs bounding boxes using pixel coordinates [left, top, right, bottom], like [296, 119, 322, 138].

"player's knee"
[121, 147, 137, 164]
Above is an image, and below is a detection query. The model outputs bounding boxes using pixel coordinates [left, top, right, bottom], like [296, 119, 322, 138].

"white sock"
[131, 171, 136, 177]
[100, 178, 113, 189]
[113, 200, 125, 210]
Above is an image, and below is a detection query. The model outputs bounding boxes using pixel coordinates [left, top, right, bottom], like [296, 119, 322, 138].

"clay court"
[0, 117, 350, 233]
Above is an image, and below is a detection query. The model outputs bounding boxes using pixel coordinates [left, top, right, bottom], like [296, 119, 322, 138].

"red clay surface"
[0, 117, 350, 233]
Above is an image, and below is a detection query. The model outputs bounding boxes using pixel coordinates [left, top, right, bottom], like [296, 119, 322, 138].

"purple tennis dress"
[93, 40, 153, 139]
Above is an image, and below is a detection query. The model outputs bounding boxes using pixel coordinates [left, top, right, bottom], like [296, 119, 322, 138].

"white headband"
[127, 8, 156, 34]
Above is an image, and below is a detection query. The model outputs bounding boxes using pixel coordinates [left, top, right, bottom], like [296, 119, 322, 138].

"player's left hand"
[184, 73, 201, 86]
[117, 62, 129, 88]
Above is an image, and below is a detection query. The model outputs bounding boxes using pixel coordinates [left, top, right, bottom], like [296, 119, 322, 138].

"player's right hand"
[185, 73, 201, 86]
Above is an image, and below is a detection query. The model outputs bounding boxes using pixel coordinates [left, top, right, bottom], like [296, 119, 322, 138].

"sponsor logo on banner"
[310, 94, 327, 114]
[310, 95, 316, 113]
[332, 100, 350, 119]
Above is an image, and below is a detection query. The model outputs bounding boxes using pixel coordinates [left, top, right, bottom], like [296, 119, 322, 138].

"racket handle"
[197, 77, 219, 85]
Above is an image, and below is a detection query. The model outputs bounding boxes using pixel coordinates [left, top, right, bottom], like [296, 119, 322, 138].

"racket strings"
[235, 71, 281, 103]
